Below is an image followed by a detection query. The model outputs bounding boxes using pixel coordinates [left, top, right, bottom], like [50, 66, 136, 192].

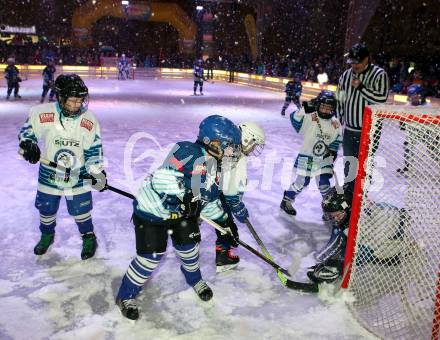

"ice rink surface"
[0, 78, 377, 339]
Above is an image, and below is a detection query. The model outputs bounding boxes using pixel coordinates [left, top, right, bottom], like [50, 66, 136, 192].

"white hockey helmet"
[238, 121, 265, 156]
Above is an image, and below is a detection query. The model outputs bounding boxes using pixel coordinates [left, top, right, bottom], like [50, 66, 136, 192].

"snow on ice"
[0, 78, 377, 339]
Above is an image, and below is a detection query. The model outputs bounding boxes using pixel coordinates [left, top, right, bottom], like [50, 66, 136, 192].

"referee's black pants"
[343, 128, 361, 199]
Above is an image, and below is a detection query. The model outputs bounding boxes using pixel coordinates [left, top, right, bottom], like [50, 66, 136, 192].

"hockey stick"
[18, 150, 125, 195]
[244, 219, 318, 293]
[18, 149, 71, 182]
[202, 216, 318, 293]
[19, 151, 315, 291]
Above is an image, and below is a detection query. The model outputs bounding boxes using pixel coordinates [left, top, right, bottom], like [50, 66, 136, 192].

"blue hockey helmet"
[197, 115, 242, 159]
[407, 84, 426, 105]
[294, 72, 303, 81]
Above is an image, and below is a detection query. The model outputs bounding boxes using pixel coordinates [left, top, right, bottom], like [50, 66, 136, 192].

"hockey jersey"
[42, 65, 56, 86]
[135, 141, 227, 222]
[285, 81, 302, 99]
[290, 108, 342, 176]
[18, 102, 103, 196]
[193, 66, 204, 82]
[4, 65, 20, 83]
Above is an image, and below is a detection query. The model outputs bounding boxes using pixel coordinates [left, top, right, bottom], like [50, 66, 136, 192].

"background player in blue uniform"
[281, 72, 302, 116]
[40, 58, 56, 103]
[193, 59, 206, 95]
[4, 57, 22, 100]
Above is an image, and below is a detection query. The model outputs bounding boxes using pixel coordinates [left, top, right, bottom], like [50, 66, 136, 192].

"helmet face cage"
[59, 95, 89, 118]
[205, 139, 241, 162]
[316, 91, 336, 119]
[55, 74, 89, 118]
[242, 137, 264, 156]
[239, 122, 266, 157]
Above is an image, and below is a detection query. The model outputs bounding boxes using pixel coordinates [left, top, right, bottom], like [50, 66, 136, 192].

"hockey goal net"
[342, 104, 440, 340]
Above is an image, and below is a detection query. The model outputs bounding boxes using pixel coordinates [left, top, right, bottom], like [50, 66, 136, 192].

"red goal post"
[341, 104, 440, 340]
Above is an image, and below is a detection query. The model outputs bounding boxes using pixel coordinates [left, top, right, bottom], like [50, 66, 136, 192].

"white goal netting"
[343, 105, 440, 340]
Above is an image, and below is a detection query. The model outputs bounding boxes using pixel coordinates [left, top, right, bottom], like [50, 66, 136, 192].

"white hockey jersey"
[290, 108, 342, 176]
[18, 102, 103, 196]
[220, 155, 248, 196]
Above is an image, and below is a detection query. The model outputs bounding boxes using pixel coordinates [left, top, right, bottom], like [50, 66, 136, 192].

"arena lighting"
[121, 0, 129, 5]
[196, 5, 204, 10]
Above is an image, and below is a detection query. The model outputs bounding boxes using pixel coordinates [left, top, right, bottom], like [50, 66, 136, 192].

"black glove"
[303, 100, 316, 113]
[217, 216, 239, 248]
[20, 140, 41, 164]
[181, 191, 203, 218]
[82, 170, 107, 192]
[307, 259, 343, 284]
[323, 149, 337, 162]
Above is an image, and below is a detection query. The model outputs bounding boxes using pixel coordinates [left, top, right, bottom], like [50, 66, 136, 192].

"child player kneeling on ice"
[280, 90, 342, 220]
[115, 115, 242, 321]
[308, 185, 410, 283]
[18, 74, 106, 260]
[214, 121, 266, 272]
[307, 187, 351, 283]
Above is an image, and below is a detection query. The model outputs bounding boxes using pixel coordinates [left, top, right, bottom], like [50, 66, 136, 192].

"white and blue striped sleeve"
[150, 168, 186, 201]
[290, 108, 305, 133]
[18, 109, 40, 143]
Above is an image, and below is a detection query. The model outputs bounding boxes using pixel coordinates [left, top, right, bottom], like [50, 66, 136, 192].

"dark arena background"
[0, 1, 439, 339]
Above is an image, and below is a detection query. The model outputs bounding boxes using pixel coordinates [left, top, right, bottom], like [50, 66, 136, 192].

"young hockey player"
[115, 115, 243, 320]
[307, 187, 351, 283]
[215, 121, 266, 272]
[280, 90, 342, 217]
[41, 58, 56, 103]
[18, 74, 106, 260]
[4, 57, 22, 100]
[280, 72, 302, 116]
[308, 186, 409, 283]
[193, 59, 205, 95]
[397, 83, 429, 175]
[117, 54, 130, 80]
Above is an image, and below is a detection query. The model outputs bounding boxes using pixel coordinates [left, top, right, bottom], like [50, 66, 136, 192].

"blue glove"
[230, 201, 249, 223]
[223, 194, 249, 223]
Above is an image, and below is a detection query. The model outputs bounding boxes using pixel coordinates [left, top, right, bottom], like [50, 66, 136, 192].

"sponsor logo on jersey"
[54, 149, 77, 169]
[54, 137, 80, 148]
[188, 231, 201, 239]
[313, 140, 327, 157]
[191, 164, 207, 175]
[80, 118, 93, 131]
[39, 113, 54, 123]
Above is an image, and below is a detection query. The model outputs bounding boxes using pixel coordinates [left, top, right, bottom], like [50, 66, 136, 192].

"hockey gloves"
[231, 202, 249, 223]
[182, 191, 203, 219]
[323, 149, 337, 164]
[20, 140, 41, 164]
[307, 259, 343, 284]
[224, 195, 249, 223]
[83, 170, 107, 192]
[218, 216, 239, 248]
[303, 100, 317, 113]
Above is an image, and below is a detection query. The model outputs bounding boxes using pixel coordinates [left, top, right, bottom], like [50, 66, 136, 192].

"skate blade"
[216, 263, 239, 273]
[279, 209, 297, 221]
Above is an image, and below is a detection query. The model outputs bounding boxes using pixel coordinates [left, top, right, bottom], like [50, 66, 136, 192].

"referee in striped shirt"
[336, 43, 389, 193]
